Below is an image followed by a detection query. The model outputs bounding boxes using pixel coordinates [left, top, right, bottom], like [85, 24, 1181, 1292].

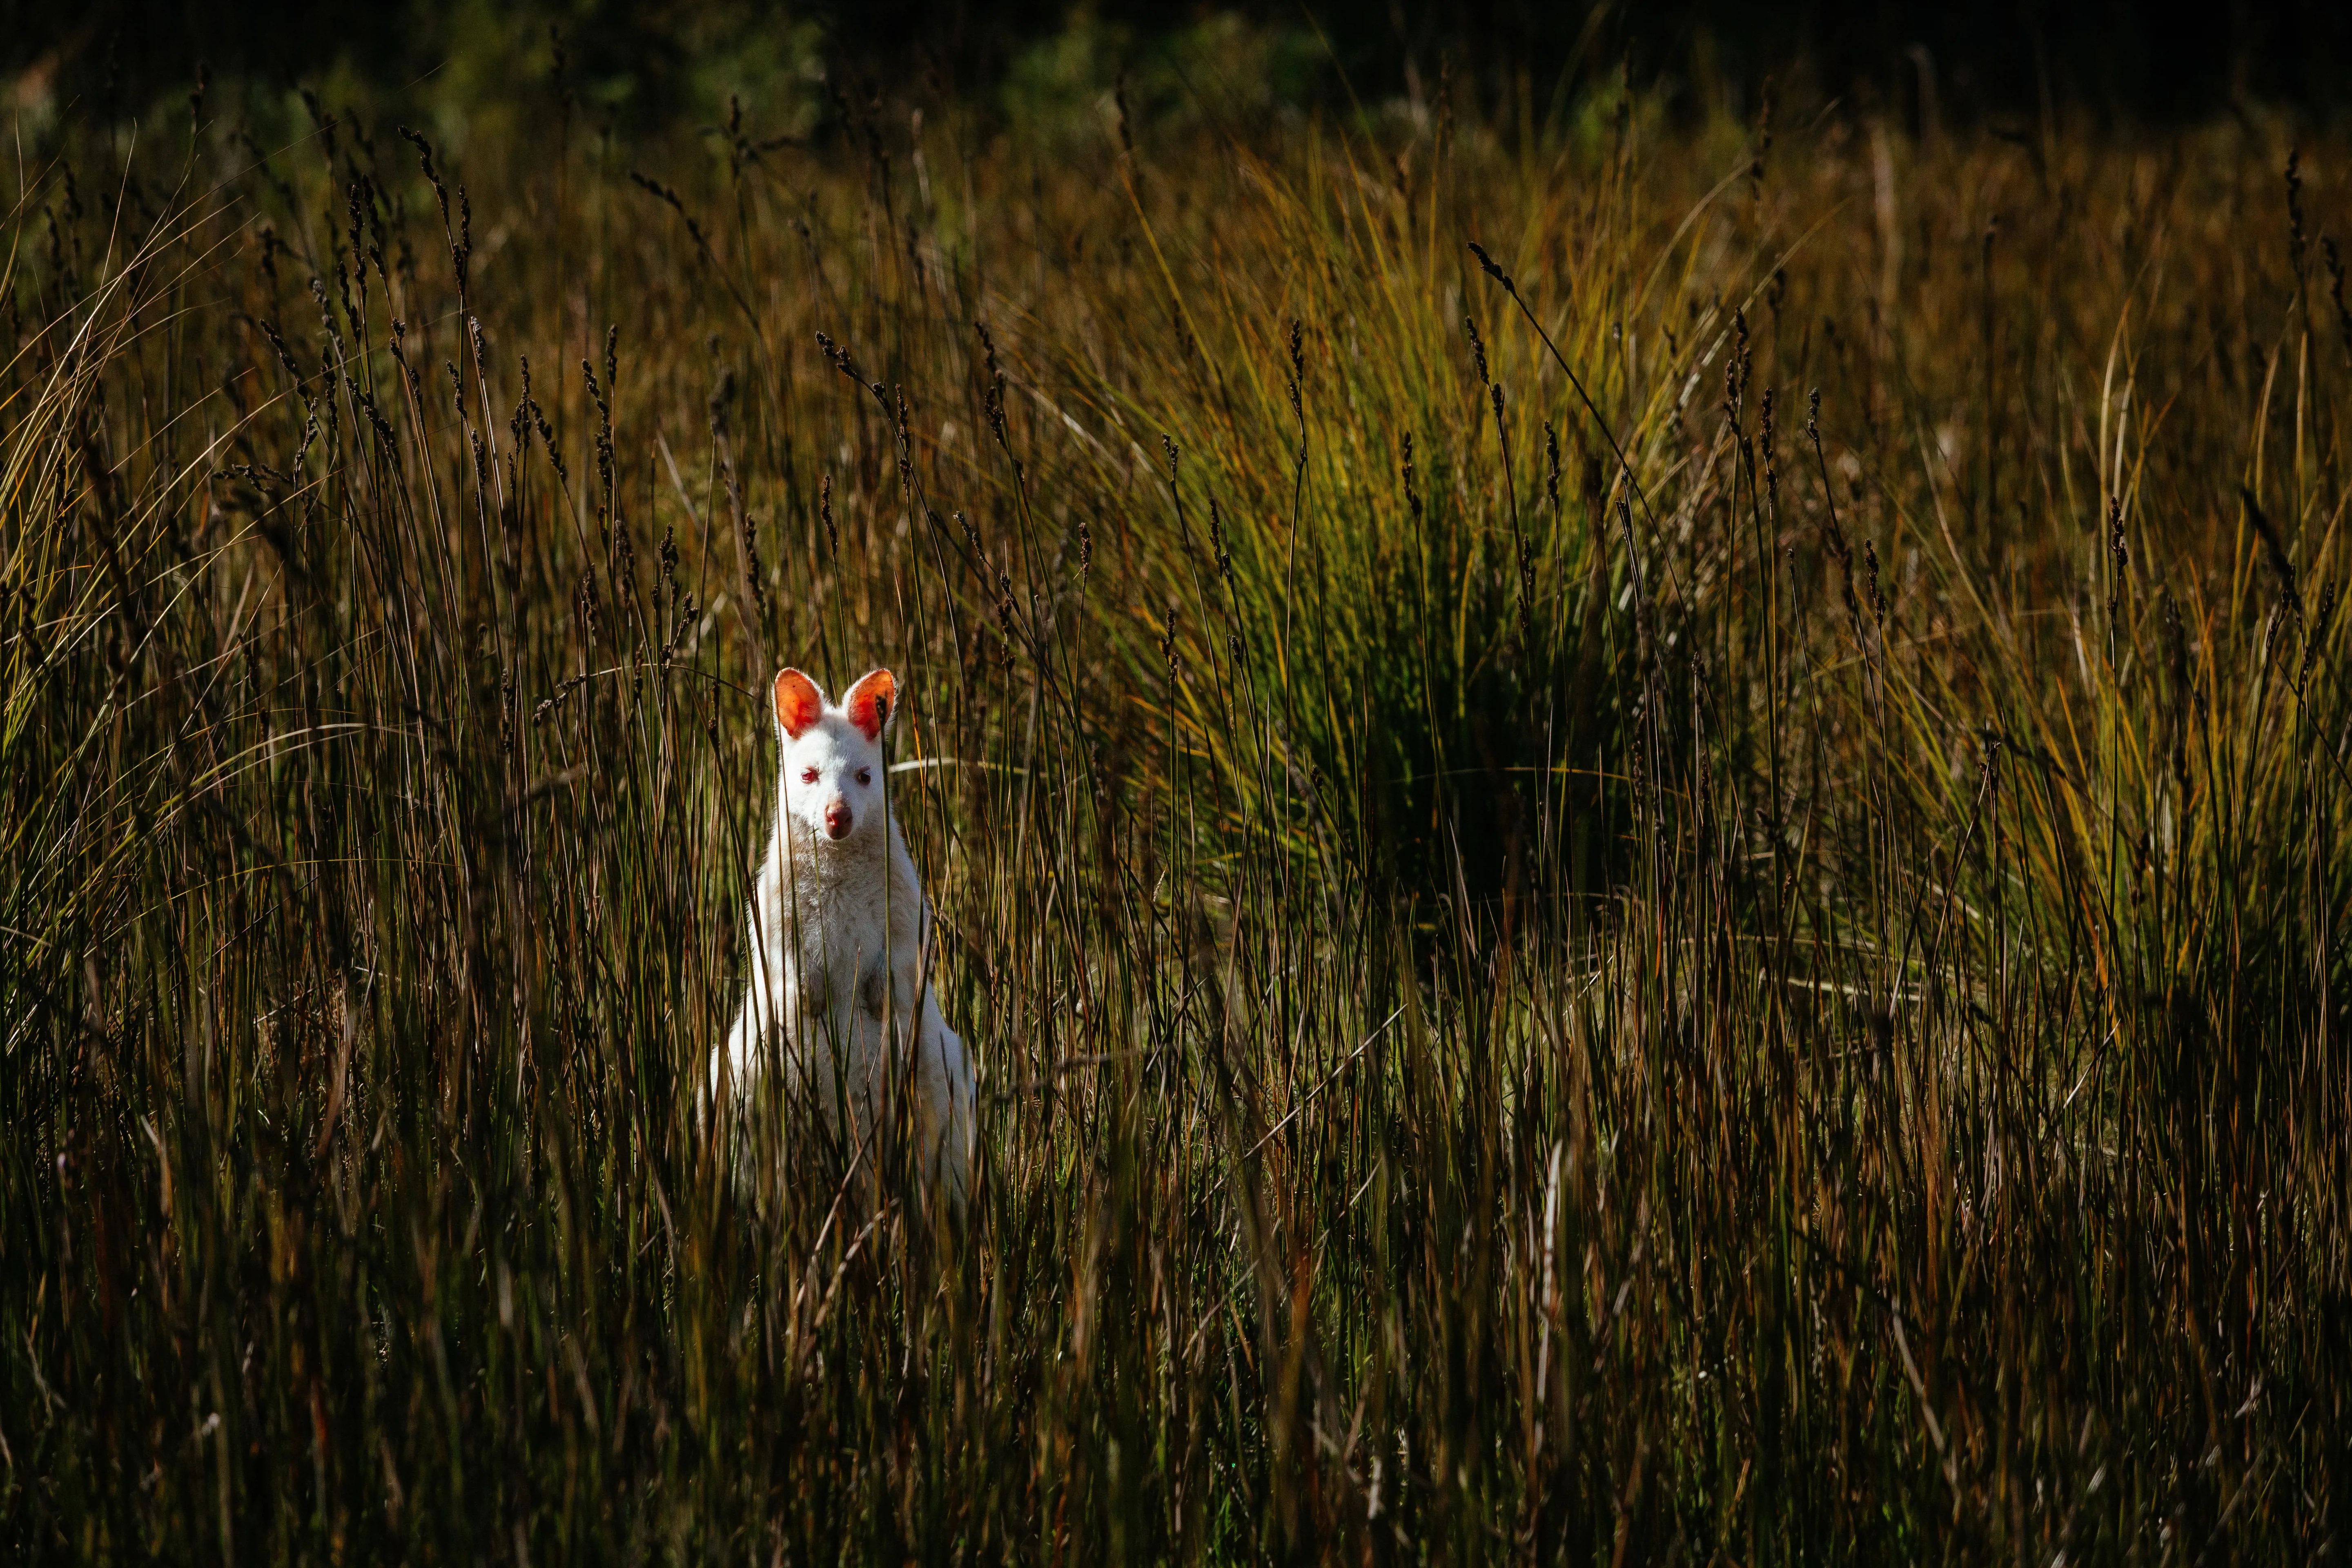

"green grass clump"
[3, 59, 2349, 1563]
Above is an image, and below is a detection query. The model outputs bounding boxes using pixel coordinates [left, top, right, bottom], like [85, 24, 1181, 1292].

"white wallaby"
[715, 666, 975, 1216]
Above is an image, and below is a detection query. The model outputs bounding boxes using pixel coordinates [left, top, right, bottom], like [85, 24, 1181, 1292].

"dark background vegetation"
[9, 0, 2352, 132]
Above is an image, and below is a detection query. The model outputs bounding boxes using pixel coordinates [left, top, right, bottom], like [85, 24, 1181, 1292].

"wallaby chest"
[771, 846, 915, 1018]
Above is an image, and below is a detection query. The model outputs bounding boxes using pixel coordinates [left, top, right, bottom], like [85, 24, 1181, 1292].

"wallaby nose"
[824, 800, 854, 839]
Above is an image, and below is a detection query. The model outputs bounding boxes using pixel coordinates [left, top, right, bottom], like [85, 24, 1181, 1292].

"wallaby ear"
[843, 668, 898, 742]
[774, 668, 826, 739]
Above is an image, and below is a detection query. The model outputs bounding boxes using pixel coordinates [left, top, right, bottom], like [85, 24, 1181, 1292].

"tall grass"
[4, 65, 2348, 1561]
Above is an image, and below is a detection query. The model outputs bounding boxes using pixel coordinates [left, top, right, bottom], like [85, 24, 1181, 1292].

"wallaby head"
[772, 667, 897, 844]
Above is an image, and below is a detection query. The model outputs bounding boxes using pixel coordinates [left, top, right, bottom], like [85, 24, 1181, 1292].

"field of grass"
[4, 45, 2350, 1562]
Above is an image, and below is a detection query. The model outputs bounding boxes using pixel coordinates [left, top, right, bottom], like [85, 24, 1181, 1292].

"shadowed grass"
[3, 64, 2348, 1562]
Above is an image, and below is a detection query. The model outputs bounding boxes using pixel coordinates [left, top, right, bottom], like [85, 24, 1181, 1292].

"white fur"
[716, 671, 975, 1215]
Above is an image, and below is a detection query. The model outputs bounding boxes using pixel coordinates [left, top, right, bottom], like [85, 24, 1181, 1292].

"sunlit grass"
[3, 65, 2347, 1561]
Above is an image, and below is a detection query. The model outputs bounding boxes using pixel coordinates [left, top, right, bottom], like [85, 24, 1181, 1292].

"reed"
[2, 58, 2346, 1562]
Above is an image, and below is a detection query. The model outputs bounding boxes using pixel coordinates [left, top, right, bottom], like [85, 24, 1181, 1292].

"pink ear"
[774, 668, 825, 738]
[843, 668, 897, 741]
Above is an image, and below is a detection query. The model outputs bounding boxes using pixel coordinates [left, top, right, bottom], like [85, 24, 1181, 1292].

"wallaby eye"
[800, 767, 819, 784]
[856, 768, 873, 786]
